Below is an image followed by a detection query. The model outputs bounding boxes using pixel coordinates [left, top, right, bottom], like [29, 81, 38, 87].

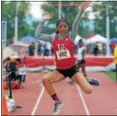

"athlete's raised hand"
[42, 12, 52, 20]
[80, 0, 93, 10]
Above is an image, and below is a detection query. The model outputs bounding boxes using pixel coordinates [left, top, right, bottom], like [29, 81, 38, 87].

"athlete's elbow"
[34, 32, 40, 39]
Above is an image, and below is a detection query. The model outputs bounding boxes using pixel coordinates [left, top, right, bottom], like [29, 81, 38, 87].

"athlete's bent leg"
[42, 71, 64, 96]
[72, 72, 92, 94]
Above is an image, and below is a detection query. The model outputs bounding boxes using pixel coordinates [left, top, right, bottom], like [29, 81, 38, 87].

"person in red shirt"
[35, 1, 92, 115]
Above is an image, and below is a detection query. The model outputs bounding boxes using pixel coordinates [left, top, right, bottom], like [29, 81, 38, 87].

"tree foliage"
[2, 1, 32, 39]
[2, 1, 117, 41]
[40, 1, 117, 38]
[40, 1, 90, 37]
[92, 1, 117, 38]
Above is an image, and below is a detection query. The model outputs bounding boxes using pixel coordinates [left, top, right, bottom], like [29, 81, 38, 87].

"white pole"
[106, 1, 111, 56]
[58, 1, 62, 19]
[2, 21, 7, 48]
[14, 1, 19, 43]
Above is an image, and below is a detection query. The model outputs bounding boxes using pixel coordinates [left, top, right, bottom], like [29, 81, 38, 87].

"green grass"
[106, 71, 117, 82]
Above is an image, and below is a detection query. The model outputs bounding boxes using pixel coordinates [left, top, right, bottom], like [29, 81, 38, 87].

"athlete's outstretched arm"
[71, 0, 92, 40]
[34, 12, 53, 43]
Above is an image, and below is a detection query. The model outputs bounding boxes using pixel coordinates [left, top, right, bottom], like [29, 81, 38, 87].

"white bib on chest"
[56, 48, 70, 60]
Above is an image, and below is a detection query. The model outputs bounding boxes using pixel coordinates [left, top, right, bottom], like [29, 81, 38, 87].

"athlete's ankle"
[55, 100, 61, 104]
[51, 93, 60, 102]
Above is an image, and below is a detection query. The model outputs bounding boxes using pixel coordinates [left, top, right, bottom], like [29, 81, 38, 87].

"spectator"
[3, 57, 11, 74]
[37, 43, 41, 55]
[111, 42, 116, 54]
[44, 44, 49, 56]
[3, 56, 22, 89]
[93, 44, 99, 56]
[28, 42, 35, 56]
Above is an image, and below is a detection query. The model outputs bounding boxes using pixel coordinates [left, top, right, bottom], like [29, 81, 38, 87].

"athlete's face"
[57, 22, 69, 35]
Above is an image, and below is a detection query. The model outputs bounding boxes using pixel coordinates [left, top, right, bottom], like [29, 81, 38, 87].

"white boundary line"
[31, 87, 45, 115]
[76, 84, 90, 115]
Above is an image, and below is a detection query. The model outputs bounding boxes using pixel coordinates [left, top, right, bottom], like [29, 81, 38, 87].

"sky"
[29, 2, 44, 20]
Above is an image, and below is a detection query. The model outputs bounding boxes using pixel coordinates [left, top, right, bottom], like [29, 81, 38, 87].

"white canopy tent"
[74, 35, 82, 44]
[74, 35, 86, 45]
[86, 34, 108, 44]
[2, 42, 29, 60]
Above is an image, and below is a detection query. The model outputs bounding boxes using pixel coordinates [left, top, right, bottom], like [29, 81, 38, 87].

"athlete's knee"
[84, 86, 92, 94]
[42, 76, 51, 84]
[42, 77, 47, 84]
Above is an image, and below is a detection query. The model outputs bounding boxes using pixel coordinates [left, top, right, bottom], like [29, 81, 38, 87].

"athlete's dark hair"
[56, 18, 69, 27]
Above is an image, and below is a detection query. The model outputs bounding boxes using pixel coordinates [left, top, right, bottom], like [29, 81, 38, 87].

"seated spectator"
[3, 56, 25, 89]
[16, 67, 26, 88]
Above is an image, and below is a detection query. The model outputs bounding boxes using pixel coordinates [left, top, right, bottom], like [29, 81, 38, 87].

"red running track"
[3, 72, 117, 115]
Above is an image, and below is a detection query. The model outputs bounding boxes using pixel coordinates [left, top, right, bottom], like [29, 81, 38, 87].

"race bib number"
[56, 49, 70, 60]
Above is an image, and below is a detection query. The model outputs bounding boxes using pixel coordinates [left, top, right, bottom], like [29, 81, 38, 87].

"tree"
[1, 1, 32, 40]
[92, 1, 117, 38]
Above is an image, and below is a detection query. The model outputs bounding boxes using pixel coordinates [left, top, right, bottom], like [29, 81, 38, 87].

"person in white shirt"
[67, 39, 100, 86]
[77, 39, 87, 77]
